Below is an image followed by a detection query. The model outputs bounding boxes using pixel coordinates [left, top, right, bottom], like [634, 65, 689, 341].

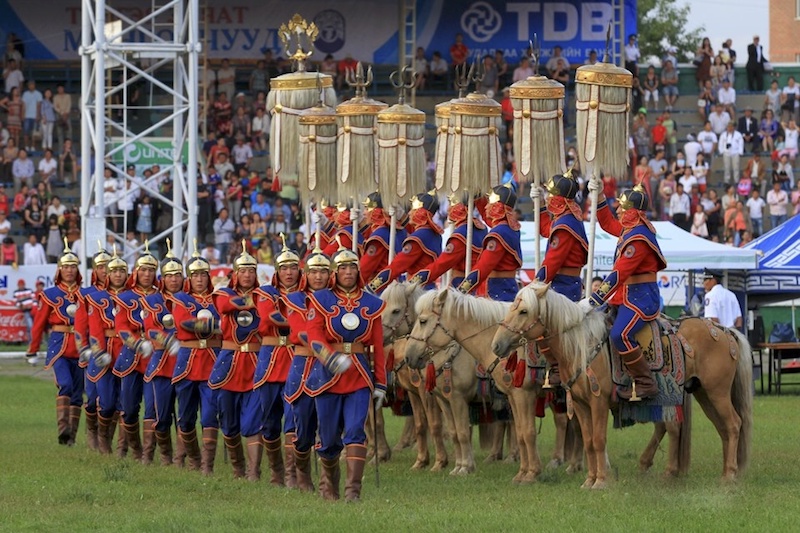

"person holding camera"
[718, 121, 744, 184]
[780, 76, 800, 123]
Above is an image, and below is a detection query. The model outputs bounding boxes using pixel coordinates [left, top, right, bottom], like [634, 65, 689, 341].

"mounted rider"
[358, 192, 406, 283]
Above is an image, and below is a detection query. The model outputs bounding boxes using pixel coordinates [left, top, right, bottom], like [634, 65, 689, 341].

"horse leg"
[565, 416, 584, 474]
[484, 421, 505, 463]
[504, 421, 519, 463]
[639, 423, 667, 472]
[572, 401, 597, 489]
[694, 387, 742, 482]
[393, 417, 415, 452]
[663, 421, 682, 478]
[375, 408, 392, 462]
[589, 396, 611, 490]
[436, 395, 463, 474]
[449, 395, 475, 475]
[549, 408, 567, 469]
[425, 392, 448, 471]
[513, 390, 541, 484]
[407, 389, 430, 470]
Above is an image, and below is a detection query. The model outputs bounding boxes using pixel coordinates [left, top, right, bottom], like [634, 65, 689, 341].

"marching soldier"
[321, 205, 367, 257]
[358, 192, 406, 283]
[531, 171, 589, 386]
[74, 243, 112, 450]
[26, 239, 83, 446]
[209, 241, 262, 479]
[409, 195, 487, 288]
[368, 190, 443, 293]
[172, 247, 222, 475]
[284, 246, 331, 493]
[141, 244, 184, 466]
[253, 237, 300, 485]
[305, 244, 387, 502]
[85, 247, 129, 455]
[113, 242, 160, 460]
[579, 181, 667, 401]
[458, 183, 522, 301]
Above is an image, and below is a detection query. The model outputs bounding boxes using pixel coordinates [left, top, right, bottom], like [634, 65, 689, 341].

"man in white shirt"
[200, 243, 221, 265]
[709, 104, 732, 136]
[766, 181, 789, 228]
[21, 80, 43, 152]
[624, 34, 641, 76]
[512, 57, 534, 82]
[684, 134, 703, 167]
[545, 46, 570, 76]
[745, 189, 766, 236]
[38, 149, 58, 183]
[2, 58, 24, 94]
[703, 271, 742, 329]
[0, 210, 11, 237]
[231, 135, 253, 172]
[717, 79, 737, 117]
[718, 122, 744, 183]
[23, 234, 47, 265]
[669, 182, 692, 231]
[780, 76, 800, 122]
[696, 123, 718, 161]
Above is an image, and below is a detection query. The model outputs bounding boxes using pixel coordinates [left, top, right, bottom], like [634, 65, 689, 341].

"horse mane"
[519, 282, 609, 375]
[416, 287, 510, 329]
[382, 281, 425, 313]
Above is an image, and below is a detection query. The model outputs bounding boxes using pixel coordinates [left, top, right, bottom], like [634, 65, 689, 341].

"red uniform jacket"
[537, 210, 589, 283]
[211, 287, 259, 392]
[171, 291, 219, 383]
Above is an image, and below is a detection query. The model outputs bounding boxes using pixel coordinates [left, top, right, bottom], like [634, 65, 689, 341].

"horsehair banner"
[0, 0, 636, 63]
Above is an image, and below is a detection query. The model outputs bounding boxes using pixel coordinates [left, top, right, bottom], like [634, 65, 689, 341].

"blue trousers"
[120, 372, 144, 425]
[487, 278, 518, 302]
[315, 388, 370, 460]
[552, 273, 583, 302]
[610, 304, 648, 353]
[84, 373, 98, 413]
[52, 357, 84, 406]
[256, 382, 291, 441]
[290, 393, 317, 453]
[174, 379, 219, 432]
[216, 390, 262, 438]
[96, 372, 121, 418]
[147, 376, 175, 433]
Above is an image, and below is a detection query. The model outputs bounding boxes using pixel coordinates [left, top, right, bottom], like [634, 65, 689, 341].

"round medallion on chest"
[341, 312, 360, 331]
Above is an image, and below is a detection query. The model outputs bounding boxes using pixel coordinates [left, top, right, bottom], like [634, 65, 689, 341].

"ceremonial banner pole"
[575, 27, 633, 296]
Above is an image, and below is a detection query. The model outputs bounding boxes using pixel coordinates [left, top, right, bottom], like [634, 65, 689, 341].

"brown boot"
[113, 412, 128, 458]
[141, 420, 156, 465]
[201, 427, 218, 476]
[345, 444, 368, 503]
[294, 447, 315, 493]
[155, 431, 174, 466]
[97, 414, 113, 455]
[68, 405, 82, 446]
[85, 409, 99, 451]
[123, 420, 143, 461]
[173, 428, 186, 468]
[223, 434, 246, 479]
[244, 435, 263, 482]
[319, 456, 341, 501]
[284, 433, 298, 489]
[539, 339, 561, 389]
[56, 396, 71, 445]
[617, 347, 658, 401]
[262, 437, 284, 486]
[180, 429, 202, 470]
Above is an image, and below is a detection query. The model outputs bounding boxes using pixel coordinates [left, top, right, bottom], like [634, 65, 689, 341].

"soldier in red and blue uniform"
[113, 242, 160, 460]
[26, 239, 82, 446]
[316, 202, 338, 252]
[74, 243, 112, 451]
[85, 248, 129, 455]
[141, 245, 184, 466]
[410, 195, 487, 288]
[209, 241, 262, 479]
[369, 190, 443, 293]
[284, 246, 331, 493]
[459, 183, 522, 301]
[305, 244, 387, 502]
[579, 182, 667, 401]
[532, 171, 589, 386]
[359, 192, 407, 283]
[321, 205, 368, 257]
[172, 248, 222, 475]
[252, 238, 300, 485]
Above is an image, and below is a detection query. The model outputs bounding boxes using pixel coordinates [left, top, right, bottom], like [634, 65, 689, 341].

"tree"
[636, 0, 705, 62]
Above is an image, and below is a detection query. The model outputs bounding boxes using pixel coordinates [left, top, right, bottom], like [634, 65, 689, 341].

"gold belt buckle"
[69, 326, 74, 333]
[279, 336, 287, 347]
[343, 342, 352, 354]
[198, 339, 207, 349]
[240, 344, 248, 352]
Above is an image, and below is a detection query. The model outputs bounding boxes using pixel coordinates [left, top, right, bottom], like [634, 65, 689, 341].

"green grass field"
[1, 359, 799, 533]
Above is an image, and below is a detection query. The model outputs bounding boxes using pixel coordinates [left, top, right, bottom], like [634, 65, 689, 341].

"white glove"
[94, 351, 112, 368]
[349, 209, 359, 222]
[373, 388, 387, 406]
[79, 348, 92, 365]
[326, 352, 352, 374]
[577, 298, 594, 315]
[138, 340, 154, 358]
[587, 175, 602, 193]
[529, 186, 542, 200]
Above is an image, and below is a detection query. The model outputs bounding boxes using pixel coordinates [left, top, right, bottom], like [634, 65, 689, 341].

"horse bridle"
[498, 316, 547, 346]
[408, 307, 457, 360]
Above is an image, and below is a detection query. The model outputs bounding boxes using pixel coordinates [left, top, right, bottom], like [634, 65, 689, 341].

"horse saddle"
[611, 315, 687, 391]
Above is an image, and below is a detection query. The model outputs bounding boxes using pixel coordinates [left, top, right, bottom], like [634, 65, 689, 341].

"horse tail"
[677, 391, 692, 475]
[730, 328, 754, 474]
[478, 422, 494, 451]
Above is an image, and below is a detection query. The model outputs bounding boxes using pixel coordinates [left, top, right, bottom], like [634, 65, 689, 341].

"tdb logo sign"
[461, 2, 503, 43]
[658, 273, 686, 289]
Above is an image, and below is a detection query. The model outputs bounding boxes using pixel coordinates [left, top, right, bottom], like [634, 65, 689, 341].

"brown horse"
[405, 288, 580, 483]
[491, 281, 753, 486]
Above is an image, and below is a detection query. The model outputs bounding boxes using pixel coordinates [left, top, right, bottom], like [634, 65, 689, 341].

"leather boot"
[245, 435, 264, 482]
[68, 405, 82, 446]
[56, 396, 71, 445]
[284, 432, 298, 489]
[617, 347, 658, 401]
[319, 456, 341, 501]
[140, 420, 156, 465]
[85, 409, 99, 451]
[113, 412, 128, 458]
[223, 434, 246, 479]
[539, 339, 561, 389]
[123, 420, 143, 461]
[294, 447, 315, 493]
[97, 414, 113, 455]
[155, 431, 174, 466]
[173, 429, 186, 467]
[201, 427, 218, 476]
[345, 444, 368, 503]
[262, 437, 284, 486]
[180, 429, 202, 470]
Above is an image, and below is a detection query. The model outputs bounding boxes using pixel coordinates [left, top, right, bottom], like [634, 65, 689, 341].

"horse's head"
[380, 281, 420, 345]
[492, 281, 551, 357]
[405, 288, 455, 370]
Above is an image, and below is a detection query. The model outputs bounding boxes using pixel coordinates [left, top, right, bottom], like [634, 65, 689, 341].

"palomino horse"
[405, 287, 571, 483]
[491, 281, 753, 486]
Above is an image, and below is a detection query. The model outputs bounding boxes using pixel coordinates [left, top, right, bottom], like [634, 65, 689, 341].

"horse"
[491, 281, 753, 486]
[404, 287, 579, 483]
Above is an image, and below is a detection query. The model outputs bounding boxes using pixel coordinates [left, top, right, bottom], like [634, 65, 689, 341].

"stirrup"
[542, 369, 554, 390]
[629, 382, 643, 402]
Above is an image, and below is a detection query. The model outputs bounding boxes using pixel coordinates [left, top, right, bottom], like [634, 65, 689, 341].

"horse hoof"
[662, 469, 679, 479]
[519, 471, 538, 484]
[511, 472, 523, 485]
[566, 464, 582, 475]
[430, 460, 447, 472]
[483, 453, 501, 464]
[547, 458, 563, 470]
[393, 442, 412, 452]
[411, 459, 428, 470]
[591, 479, 608, 490]
[449, 466, 461, 476]
[504, 454, 519, 464]
[580, 478, 595, 489]
[379, 451, 392, 463]
[639, 461, 654, 473]
[456, 467, 471, 476]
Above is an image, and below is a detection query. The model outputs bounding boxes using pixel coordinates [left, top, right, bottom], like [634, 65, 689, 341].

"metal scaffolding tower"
[79, 0, 200, 266]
